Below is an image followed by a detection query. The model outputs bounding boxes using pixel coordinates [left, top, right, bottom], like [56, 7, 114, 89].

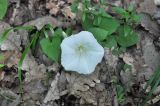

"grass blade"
[0, 26, 35, 46]
[18, 31, 39, 82]
[142, 67, 160, 106]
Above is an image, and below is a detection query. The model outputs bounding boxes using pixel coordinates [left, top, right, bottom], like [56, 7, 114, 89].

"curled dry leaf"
[62, 6, 76, 19]
[46, 0, 65, 16]
[44, 72, 61, 103]
[140, 14, 160, 37]
[46, 1, 59, 15]
[24, 16, 59, 30]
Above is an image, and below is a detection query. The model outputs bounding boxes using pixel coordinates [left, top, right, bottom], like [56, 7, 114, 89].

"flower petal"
[61, 31, 104, 74]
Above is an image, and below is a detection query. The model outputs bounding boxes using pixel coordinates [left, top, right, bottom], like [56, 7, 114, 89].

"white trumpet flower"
[154, 0, 160, 6]
[61, 31, 104, 74]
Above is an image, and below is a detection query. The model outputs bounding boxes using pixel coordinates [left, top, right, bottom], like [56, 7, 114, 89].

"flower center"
[76, 44, 86, 56]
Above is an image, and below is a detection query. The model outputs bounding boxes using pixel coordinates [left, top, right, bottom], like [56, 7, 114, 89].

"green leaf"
[83, 0, 91, 8]
[113, 7, 126, 15]
[112, 47, 126, 55]
[104, 36, 117, 48]
[40, 36, 61, 62]
[0, 0, 8, 19]
[116, 26, 139, 47]
[43, 24, 55, 36]
[65, 28, 72, 36]
[124, 25, 132, 37]
[88, 27, 108, 41]
[100, 0, 105, 4]
[123, 64, 132, 71]
[113, 7, 130, 20]
[132, 13, 141, 23]
[82, 13, 86, 22]
[82, 14, 93, 30]
[0, 54, 4, 62]
[123, 12, 130, 21]
[0, 64, 5, 68]
[116, 85, 126, 104]
[71, 0, 79, 13]
[54, 28, 63, 37]
[98, 17, 120, 35]
[99, 8, 112, 18]
[128, 5, 134, 12]
[93, 16, 102, 26]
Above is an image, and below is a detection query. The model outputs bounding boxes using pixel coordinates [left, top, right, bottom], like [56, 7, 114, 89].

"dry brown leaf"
[46, 0, 63, 16]
[0, 66, 19, 88]
[22, 54, 47, 82]
[0, 51, 21, 67]
[67, 0, 73, 3]
[0, 70, 5, 81]
[123, 53, 134, 66]
[46, 2, 59, 15]
[141, 14, 160, 37]
[44, 49, 118, 105]
[62, 6, 76, 19]
[0, 88, 21, 106]
[24, 16, 60, 30]
[141, 31, 160, 71]
[138, 0, 157, 16]
[44, 72, 62, 103]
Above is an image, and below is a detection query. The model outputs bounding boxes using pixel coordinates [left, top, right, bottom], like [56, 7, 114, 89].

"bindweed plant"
[71, 0, 141, 53]
[0, 0, 140, 86]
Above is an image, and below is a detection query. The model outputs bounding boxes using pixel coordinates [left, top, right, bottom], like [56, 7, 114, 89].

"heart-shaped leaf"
[116, 26, 139, 47]
[40, 36, 61, 62]
[88, 27, 108, 41]
[98, 17, 120, 35]
[104, 35, 117, 48]
[82, 14, 93, 30]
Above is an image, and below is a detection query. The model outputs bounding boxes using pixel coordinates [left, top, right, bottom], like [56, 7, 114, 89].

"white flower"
[61, 31, 104, 74]
[154, 0, 160, 6]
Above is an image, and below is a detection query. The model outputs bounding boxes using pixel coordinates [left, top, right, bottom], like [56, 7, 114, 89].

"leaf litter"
[0, 0, 160, 106]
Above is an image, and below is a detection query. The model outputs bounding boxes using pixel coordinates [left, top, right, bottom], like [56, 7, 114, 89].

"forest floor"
[0, 0, 160, 106]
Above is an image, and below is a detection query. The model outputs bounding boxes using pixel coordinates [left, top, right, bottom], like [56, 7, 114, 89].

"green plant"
[71, 0, 140, 53]
[116, 85, 126, 104]
[0, 25, 63, 84]
[142, 67, 160, 106]
[0, 0, 8, 20]
[0, 0, 141, 87]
